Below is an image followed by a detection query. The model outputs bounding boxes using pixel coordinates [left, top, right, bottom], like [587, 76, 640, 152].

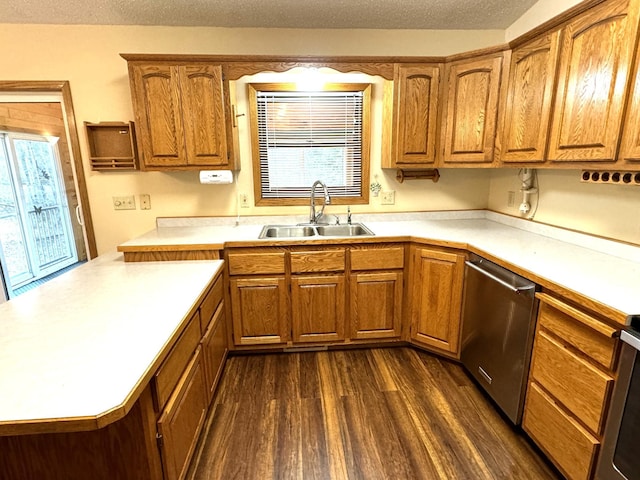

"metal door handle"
[465, 261, 534, 294]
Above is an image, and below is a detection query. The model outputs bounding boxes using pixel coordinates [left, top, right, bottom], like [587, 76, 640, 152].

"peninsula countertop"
[118, 211, 640, 323]
[0, 252, 224, 435]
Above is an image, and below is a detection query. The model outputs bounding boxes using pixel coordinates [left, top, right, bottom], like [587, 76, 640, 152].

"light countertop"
[0, 252, 223, 434]
[119, 211, 640, 322]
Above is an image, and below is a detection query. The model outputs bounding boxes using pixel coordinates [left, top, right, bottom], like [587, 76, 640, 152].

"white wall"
[0, 24, 501, 254]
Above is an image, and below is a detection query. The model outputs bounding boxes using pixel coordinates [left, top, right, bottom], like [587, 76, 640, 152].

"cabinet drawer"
[200, 274, 224, 334]
[530, 330, 613, 434]
[537, 293, 618, 370]
[154, 312, 202, 411]
[290, 250, 345, 273]
[350, 247, 404, 271]
[227, 252, 286, 275]
[523, 382, 598, 480]
[157, 346, 208, 480]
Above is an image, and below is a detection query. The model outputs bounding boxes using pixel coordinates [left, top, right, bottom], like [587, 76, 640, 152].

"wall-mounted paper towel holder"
[199, 170, 234, 184]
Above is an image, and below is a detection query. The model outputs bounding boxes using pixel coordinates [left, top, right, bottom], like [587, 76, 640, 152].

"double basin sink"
[259, 223, 374, 239]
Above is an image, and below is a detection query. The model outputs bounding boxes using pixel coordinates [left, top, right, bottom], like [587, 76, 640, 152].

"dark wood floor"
[191, 347, 559, 480]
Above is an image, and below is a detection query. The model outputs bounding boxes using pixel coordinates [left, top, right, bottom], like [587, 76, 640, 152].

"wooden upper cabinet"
[390, 64, 441, 167]
[548, 0, 640, 163]
[498, 32, 561, 163]
[128, 62, 234, 170]
[620, 17, 640, 165]
[440, 53, 505, 165]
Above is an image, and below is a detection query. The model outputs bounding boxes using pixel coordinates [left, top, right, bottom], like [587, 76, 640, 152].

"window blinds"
[255, 89, 364, 199]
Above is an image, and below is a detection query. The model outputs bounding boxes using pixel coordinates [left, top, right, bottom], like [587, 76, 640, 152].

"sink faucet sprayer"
[309, 180, 331, 224]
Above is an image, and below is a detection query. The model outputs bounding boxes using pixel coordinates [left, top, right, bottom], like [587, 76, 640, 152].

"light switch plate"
[140, 194, 151, 210]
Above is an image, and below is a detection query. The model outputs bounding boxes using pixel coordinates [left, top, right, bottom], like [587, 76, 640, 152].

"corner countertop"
[0, 252, 224, 435]
[118, 210, 640, 323]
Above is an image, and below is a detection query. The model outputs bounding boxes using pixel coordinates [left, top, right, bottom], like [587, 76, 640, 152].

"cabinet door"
[202, 302, 228, 403]
[499, 31, 561, 163]
[179, 64, 229, 167]
[130, 64, 186, 168]
[410, 248, 465, 354]
[157, 347, 207, 480]
[441, 55, 503, 165]
[350, 271, 403, 340]
[620, 22, 640, 165]
[548, 0, 639, 162]
[230, 277, 289, 345]
[291, 275, 345, 343]
[392, 64, 441, 167]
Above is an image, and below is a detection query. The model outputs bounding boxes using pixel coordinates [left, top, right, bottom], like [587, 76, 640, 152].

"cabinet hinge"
[156, 432, 164, 447]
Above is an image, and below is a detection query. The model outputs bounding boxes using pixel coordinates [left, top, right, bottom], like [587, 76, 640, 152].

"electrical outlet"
[139, 194, 151, 210]
[239, 193, 250, 208]
[112, 195, 135, 210]
[507, 191, 516, 207]
[381, 190, 395, 205]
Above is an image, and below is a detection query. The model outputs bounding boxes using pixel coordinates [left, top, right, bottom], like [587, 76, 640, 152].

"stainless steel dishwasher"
[460, 253, 538, 425]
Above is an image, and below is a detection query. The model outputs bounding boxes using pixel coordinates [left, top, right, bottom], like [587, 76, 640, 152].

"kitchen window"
[248, 82, 371, 206]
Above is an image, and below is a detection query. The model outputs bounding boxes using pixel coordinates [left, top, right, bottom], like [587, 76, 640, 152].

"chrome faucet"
[309, 180, 331, 224]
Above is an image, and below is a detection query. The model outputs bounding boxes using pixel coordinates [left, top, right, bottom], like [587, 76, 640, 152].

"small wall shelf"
[85, 122, 138, 171]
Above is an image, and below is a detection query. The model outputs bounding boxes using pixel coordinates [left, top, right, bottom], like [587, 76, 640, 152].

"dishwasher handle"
[465, 260, 535, 295]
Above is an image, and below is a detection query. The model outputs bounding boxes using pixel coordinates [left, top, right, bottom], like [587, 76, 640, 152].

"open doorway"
[0, 82, 96, 301]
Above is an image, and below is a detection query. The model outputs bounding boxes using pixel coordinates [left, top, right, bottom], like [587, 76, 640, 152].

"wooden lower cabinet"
[522, 293, 619, 480]
[202, 302, 228, 403]
[157, 347, 208, 480]
[291, 274, 345, 343]
[230, 276, 289, 345]
[409, 246, 465, 355]
[350, 271, 403, 340]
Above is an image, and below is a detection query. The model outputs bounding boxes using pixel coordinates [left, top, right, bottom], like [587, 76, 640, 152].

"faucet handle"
[347, 206, 352, 225]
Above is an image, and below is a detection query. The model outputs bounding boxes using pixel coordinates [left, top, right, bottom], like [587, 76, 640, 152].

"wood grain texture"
[392, 64, 441, 167]
[191, 348, 558, 480]
[529, 330, 613, 435]
[537, 295, 619, 370]
[350, 271, 403, 340]
[410, 247, 465, 355]
[441, 54, 503, 164]
[158, 347, 208, 480]
[227, 251, 286, 275]
[0, 386, 162, 480]
[230, 276, 289, 345]
[121, 250, 221, 262]
[499, 31, 561, 163]
[291, 274, 346, 343]
[290, 249, 346, 273]
[350, 245, 404, 271]
[180, 64, 228, 166]
[199, 275, 224, 334]
[154, 312, 202, 411]
[201, 303, 228, 403]
[547, 0, 638, 162]
[523, 382, 598, 480]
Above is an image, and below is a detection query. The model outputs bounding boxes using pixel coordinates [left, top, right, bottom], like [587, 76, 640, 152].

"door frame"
[0, 81, 97, 259]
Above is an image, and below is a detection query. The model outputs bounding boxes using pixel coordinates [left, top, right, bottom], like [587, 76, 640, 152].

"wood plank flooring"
[191, 347, 559, 480]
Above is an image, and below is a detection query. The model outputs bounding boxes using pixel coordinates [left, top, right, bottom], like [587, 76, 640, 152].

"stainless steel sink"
[258, 223, 374, 239]
[315, 224, 374, 236]
[259, 225, 316, 238]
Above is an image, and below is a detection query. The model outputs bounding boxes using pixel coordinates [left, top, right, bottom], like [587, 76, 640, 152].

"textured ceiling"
[0, 0, 538, 29]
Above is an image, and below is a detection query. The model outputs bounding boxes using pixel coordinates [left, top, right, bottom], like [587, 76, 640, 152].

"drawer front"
[530, 330, 613, 434]
[290, 250, 346, 273]
[157, 346, 208, 480]
[227, 252, 286, 275]
[350, 247, 404, 271]
[523, 381, 598, 480]
[200, 274, 224, 334]
[154, 311, 202, 410]
[538, 295, 618, 370]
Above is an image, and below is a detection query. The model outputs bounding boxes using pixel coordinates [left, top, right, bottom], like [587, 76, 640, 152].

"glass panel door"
[0, 132, 77, 292]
